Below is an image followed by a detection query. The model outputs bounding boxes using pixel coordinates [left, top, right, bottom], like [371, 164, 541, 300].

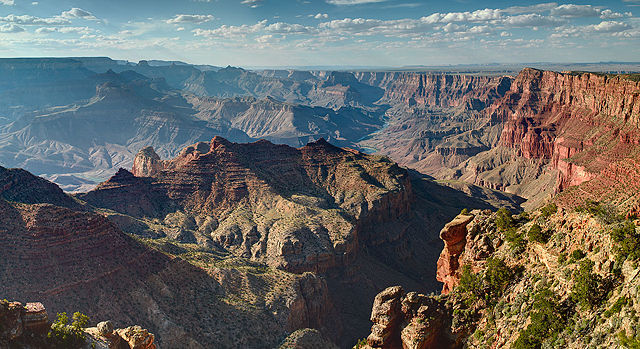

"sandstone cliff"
[360, 198, 640, 348]
[0, 191, 338, 348]
[80, 138, 522, 347]
[356, 72, 512, 110]
[83, 137, 413, 274]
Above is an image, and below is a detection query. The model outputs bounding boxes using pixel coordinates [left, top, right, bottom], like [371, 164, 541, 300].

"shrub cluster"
[527, 224, 551, 243]
[570, 249, 585, 261]
[611, 221, 640, 261]
[484, 257, 513, 298]
[495, 208, 515, 231]
[571, 259, 605, 309]
[513, 287, 565, 349]
[540, 203, 557, 217]
[576, 200, 623, 224]
[456, 258, 514, 307]
[457, 265, 484, 306]
[47, 312, 90, 349]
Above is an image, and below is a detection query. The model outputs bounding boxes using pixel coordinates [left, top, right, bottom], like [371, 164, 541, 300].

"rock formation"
[83, 136, 414, 273]
[358, 72, 512, 110]
[361, 286, 453, 349]
[278, 328, 338, 349]
[0, 189, 337, 348]
[436, 214, 475, 294]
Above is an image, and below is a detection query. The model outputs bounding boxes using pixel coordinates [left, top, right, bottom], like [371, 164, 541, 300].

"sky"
[0, 0, 639, 67]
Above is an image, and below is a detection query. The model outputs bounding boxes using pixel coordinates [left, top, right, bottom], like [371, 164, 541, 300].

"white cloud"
[550, 4, 601, 18]
[61, 8, 98, 20]
[551, 21, 632, 38]
[0, 23, 23, 32]
[0, 14, 70, 25]
[503, 3, 557, 14]
[313, 13, 329, 19]
[326, 0, 386, 5]
[167, 14, 214, 24]
[421, 9, 502, 24]
[502, 14, 565, 28]
[0, 0, 14, 5]
[591, 21, 631, 33]
[600, 9, 632, 19]
[266, 22, 310, 34]
[35, 26, 93, 35]
[241, 0, 261, 8]
[193, 20, 268, 38]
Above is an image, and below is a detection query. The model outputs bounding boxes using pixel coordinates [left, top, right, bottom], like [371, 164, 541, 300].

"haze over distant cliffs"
[1, 57, 638, 212]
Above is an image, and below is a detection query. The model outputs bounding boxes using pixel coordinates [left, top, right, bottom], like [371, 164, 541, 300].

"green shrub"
[540, 203, 557, 217]
[618, 331, 640, 349]
[571, 259, 604, 309]
[495, 208, 514, 231]
[571, 249, 585, 261]
[353, 338, 368, 348]
[557, 253, 567, 264]
[505, 227, 527, 254]
[576, 200, 623, 224]
[460, 208, 470, 215]
[604, 297, 628, 318]
[47, 312, 90, 349]
[456, 265, 484, 306]
[485, 257, 512, 298]
[611, 221, 640, 261]
[513, 287, 565, 349]
[528, 224, 550, 243]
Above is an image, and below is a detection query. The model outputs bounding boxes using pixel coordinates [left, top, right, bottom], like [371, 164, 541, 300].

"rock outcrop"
[116, 326, 157, 349]
[83, 137, 413, 273]
[361, 286, 452, 349]
[278, 328, 338, 349]
[436, 214, 475, 294]
[356, 72, 512, 110]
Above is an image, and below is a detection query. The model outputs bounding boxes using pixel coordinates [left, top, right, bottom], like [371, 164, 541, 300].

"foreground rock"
[436, 214, 475, 294]
[278, 328, 338, 349]
[361, 286, 453, 349]
[0, 300, 157, 349]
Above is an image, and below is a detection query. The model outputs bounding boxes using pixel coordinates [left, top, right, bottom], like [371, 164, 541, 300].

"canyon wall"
[356, 72, 512, 110]
[492, 68, 640, 197]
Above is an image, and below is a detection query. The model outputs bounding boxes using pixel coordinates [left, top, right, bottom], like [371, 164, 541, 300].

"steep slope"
[361, 198, 640, 348]
[450, 69, 640, 207]
[188, 95, 383, 148]
[356, 73, 513, 181]
[0, 71, 250, 189]
[357, 69, 640, 209]
[0, 173, 341, 348]
[80, 137, 522, 346]
[356, 72, 512, 110]
[0, 165, 79, 209]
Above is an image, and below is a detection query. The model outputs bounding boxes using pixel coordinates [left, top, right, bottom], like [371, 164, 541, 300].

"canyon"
[2, 58, 638, 211]
[0, 136, 519, 347]
[2, 57, 640, 348]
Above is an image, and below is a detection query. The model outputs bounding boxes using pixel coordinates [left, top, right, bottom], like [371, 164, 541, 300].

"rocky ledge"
[82, 136, 413, 274]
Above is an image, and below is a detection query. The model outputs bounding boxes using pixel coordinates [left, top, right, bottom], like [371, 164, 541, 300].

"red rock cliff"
[356, 72, 512, 110]
[492, 68, 640, 193]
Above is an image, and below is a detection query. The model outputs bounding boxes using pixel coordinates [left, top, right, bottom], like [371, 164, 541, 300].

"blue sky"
[0, 0, 639, 67]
